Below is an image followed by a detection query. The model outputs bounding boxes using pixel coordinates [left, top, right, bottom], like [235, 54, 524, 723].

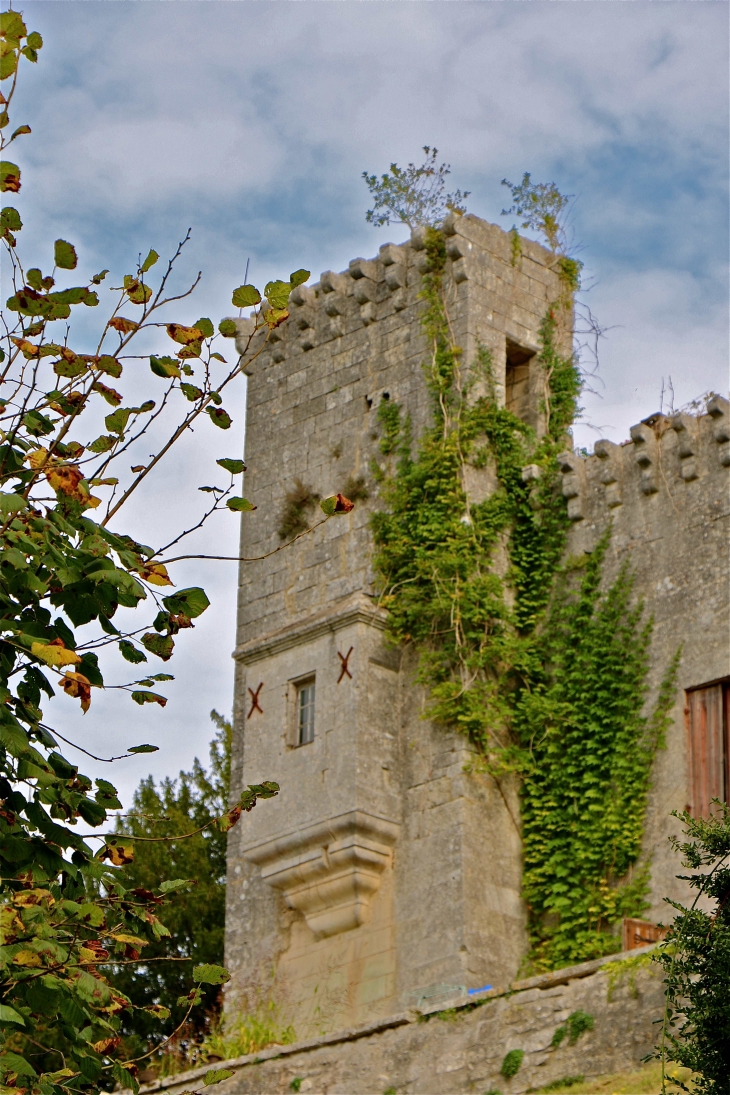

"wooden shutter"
[686, 684, 725, 817]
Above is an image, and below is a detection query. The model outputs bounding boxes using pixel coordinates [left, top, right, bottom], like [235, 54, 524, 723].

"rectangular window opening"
[686, 678, 730, 817]
[297, 678, 316, 746]
[505, 340, 535, 424]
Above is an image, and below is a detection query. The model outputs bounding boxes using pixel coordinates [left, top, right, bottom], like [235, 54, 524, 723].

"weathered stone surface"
[224, 209, 728, 1063]
[140, 949, 663, 1095]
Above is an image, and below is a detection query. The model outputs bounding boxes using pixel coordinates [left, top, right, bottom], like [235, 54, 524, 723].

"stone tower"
[223, 214, 568, 1034]
[223, 211, 730, 1038]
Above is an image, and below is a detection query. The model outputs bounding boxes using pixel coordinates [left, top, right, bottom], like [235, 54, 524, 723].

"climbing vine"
[371, 226, 677, 969]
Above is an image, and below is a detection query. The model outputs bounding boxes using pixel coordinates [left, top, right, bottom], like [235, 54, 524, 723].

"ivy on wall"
[371, 227, 677, 969]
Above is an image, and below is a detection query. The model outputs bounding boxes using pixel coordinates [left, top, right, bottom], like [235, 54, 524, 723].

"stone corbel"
[243, 811, 399, 939]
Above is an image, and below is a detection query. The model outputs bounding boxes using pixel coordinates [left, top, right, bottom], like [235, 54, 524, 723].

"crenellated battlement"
[231, 211, 565, 392]
[553, 395, 729, 537]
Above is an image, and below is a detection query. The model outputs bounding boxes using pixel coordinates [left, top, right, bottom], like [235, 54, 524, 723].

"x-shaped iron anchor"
[337, 647, 354, 683]
[247, 682, 264, 718]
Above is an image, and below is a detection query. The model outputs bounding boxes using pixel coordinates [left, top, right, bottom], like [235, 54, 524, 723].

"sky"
[7, 0, 729, 810]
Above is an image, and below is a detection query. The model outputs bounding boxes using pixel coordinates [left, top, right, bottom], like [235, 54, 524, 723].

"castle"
[222, 213, 729, 1051]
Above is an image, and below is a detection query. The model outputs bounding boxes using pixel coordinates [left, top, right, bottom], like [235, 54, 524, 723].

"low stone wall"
[140, 946, 663, 1095]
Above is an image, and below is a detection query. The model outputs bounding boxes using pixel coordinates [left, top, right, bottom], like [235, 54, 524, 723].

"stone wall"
[139, 947, 663, 1095]
[558, 396, 730, 919]
[224, 208, 729, 1045]
[225, 215, 565, 1036]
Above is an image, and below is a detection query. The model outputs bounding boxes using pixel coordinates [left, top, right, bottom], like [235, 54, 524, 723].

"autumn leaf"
[136, 562, 173, 587]
[141, 632, 174, 661]
[162, 587, 209, 619]
[140, 248, 158, 273]
[226, 497, 256, 512]
[31, 641, 81, 668]
[60, 672, 92, 713]
[207, 407, 231, 429]
[0, 160, 21, 193]
[46, 463, 84, 497]
[264, 306, 289, 330]
[166, 323, 203, 345]
[100, 840, 134, 866]
[12, 949, 42, 967]
[124, 274, 152, 305]
[93, 381, 122, 406]
[96, 354, 122, 378]
[319, 493, 355, 516]
[108, 315, 138, 334]
[131, 692, 167, 708]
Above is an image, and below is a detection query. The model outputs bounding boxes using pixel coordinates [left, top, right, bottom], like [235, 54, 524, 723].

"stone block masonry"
[225, 214, 566, 1039]
[139, 947, 663, 1095]
[223, 206, 728, 1066]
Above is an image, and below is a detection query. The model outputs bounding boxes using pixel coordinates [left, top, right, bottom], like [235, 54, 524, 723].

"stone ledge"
[232, 592, 387, 665]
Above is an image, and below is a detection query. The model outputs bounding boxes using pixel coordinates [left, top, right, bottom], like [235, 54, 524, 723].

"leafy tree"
[655, 805, 730, 1094]
[0, 14, 353, 1094]
[501, 172, 572, 254]
[363, 146, 469, 230]
[112, 712, 231, 1051]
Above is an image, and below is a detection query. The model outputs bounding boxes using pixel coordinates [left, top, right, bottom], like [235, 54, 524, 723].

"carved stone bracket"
[243, 811, 399, 940]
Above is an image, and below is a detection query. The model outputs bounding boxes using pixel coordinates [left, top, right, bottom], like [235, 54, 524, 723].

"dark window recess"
[297, 679, 316, 745]
[505, 340, 535, 424]
[686, 679, 730, 817]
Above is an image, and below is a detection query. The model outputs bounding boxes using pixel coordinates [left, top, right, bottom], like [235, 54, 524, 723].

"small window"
[505, 339, 535, 424]
[686, 679, 730, 817]
[297, 679, 316, 746]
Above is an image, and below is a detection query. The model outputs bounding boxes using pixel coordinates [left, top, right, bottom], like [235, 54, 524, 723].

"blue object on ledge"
[467, 984, 493, 996]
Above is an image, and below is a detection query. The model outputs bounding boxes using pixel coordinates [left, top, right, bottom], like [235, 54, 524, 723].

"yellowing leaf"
[12, 888, 53, 907]
[27, 447, 48, 469]
[60, 671, 92, 713]
[31, 641, 81, 668]
[110, 933, 147, 947]
[123, 274, 152, 304]
[101, 841, 134, 866]
[166, 323, 203, 345]
[108, 316, 138, 334]
[12, 949, 42, 967]
[137, 562, 173, 587]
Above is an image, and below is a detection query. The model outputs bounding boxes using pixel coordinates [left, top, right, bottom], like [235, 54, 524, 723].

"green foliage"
[371, 228, 676, 972]
[278, 479, 320, 540]
[537, 1077, 586, 1093]
[516, 544, 680, 969]
[501, 173, 572, 254]
[112, 713, 232, 1047]
[603, 949, 653, 1002]
[0, 23, 292, 1092]
[500, 1049, 524, 1078]
[290, 1080, 303, 1093]
[363, 146, 469, 230]
[655, 805, 730, 1095]
[565, 1010, 594, 1043]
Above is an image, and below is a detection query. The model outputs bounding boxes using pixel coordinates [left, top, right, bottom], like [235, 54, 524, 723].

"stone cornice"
[232, 592, 388, 665]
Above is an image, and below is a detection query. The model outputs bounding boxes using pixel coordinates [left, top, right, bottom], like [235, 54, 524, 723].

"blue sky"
[11, 0, 728, 805]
